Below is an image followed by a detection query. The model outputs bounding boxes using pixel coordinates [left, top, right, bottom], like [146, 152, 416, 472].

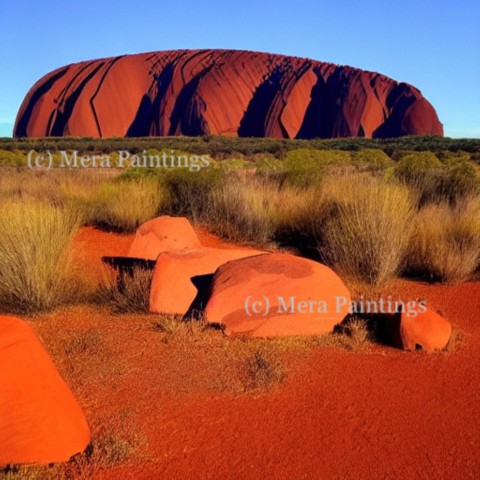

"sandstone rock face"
[204, 253, 351, 337]
[392, 308, 452, 353]
[128, 215, 201, 260]
[0, 316, 90, 466]
[14, 49, 443, 139]
[149, 247, 264, 315]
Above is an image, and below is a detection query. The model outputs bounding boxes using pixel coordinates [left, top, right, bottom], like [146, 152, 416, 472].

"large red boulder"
[204, 253, 351, 337]
[149, 247, 264, 315]
[14, 49, 443, 139]
[127, 215, 201, 260]
[390, 308, 452, 353]
[0, 316, 90, 466]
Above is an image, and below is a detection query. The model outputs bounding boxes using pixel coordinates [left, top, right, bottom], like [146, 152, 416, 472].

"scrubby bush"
[391, 152, 479, 205]
[278, 149, 325, 188]
[161, 168, 223, 222]
[0, 149, 25, 166]
[392, 151, 442, 179]
[352, 149, 393, 170]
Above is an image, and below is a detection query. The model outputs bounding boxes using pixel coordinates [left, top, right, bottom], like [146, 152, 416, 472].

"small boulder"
[149, 247, 264, 315]
[128, 215, 201, 260]
[0, 316, 91, 466]
[204, 253, 351, 337]
[391, 308, 452, 353]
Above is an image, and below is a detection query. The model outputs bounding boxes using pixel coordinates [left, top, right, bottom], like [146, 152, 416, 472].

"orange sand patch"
[23, 227, 480, 478]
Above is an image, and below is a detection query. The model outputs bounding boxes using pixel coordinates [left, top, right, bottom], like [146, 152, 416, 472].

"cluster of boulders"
[118, 216, 453, 346]
[0, 215, 453, 468]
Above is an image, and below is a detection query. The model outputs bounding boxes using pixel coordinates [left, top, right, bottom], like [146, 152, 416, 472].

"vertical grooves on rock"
[90, 56, 125, 137]
[14, 49, 444, 139]
[50, 63, 105, 136]
[14, 67, 69, 137]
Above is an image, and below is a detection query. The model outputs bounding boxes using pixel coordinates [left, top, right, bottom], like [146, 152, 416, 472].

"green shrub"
[390, 152, 478, 205]
[352, 149, 393, 170]
[219, 155, 252, 170]
[161, 168, 223, 222]
[392, 151, 442, 178]
[0, 149, 25, 166]
[280, 149, 348, 188]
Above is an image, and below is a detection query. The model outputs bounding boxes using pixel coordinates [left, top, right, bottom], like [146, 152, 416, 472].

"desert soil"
[26, 227, 480, 479]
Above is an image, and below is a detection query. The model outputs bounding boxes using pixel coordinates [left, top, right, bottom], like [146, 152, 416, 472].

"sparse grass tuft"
[333, 317, 372, 350]
[154, 315, 212, 344]
[239, 345, 286, 392]
[64, 330, 102, 356]
[82, 431, 139, 466]
[443, 328, 465, 353]
[97, 266, 153, 313]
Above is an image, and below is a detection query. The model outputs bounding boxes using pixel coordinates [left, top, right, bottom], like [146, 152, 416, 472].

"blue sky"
[0, 0, 479, 138]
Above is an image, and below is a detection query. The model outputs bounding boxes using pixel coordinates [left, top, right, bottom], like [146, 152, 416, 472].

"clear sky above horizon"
[0, 0, 479, 138]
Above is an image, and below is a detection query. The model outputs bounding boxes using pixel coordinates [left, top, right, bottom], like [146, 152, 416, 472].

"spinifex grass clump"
[0, 202, 81, 313]
[317, 176, 415, 285]
[407, 198, 480, 283]
[91, 178, 164, 233]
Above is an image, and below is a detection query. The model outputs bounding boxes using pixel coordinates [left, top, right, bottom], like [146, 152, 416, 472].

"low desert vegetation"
[407, 198, 480, 283]
[97, 266, 154, 313]
[89, 178, 163, 232]
[390, 152, 480, 206]
[0, 142, 478, 318]
[0, 421, 146, 480]
[0, 202, 82, 313]
[315, 176, 416, 285]
[239, 346, 286, 392]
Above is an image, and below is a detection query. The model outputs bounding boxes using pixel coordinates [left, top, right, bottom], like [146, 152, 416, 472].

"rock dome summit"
[14, 49, 443, 139]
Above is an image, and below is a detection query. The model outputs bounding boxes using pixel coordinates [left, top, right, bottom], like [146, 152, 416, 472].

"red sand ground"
[30, 227, 480, 479]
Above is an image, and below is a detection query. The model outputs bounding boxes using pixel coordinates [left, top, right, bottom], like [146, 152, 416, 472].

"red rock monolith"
[14, 50, 443, 139]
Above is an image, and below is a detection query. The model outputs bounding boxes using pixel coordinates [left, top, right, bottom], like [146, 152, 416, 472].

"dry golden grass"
[407, 198, 480, 283]
[0, 202, 83, 313]
[0, 169, 163, 234]
[0, 169, 110, 209]
[90, 178, 164, 233]
[315, 176, 416, 285]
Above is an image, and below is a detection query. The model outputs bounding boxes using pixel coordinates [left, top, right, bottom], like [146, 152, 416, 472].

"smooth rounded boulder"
[149, 247, 264, 315]
[127, 215, 201, 260]
[204, 253, 351, 337]
[0, 316, 91, 466]
[392, 308, 452, 353]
